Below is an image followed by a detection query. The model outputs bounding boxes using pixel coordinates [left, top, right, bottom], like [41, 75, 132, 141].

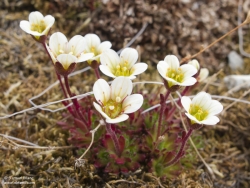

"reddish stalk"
[94, 68, 101, 79]
[157, 90, 171, 138]
[41, 42, 68, 101]
[166, 128, 193, 166]
[106, 123, 121, 156]
[64, 76, 89, 129]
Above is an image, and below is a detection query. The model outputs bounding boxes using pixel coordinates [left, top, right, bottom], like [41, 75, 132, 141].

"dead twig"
[75, 123, 103, 168]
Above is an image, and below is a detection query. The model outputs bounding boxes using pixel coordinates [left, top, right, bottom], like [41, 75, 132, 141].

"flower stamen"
[30, 20, 46, 33]
[109, 106, 115, 110]
[116, 96, 121, 103]
[189, 104, 208, 121]
[114, 64, 130, 76]
[103, 99, 122, 118]
[167, 69, 184, 83]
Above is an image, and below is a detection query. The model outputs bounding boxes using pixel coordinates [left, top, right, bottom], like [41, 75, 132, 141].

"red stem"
[106, 123, 121, 156]
[94, 68, 101, 79]
[157, 91, 171, 138]
[166, 128, 193, 166]
[64, 76, 89, 129]
[41, 42, 68, 101]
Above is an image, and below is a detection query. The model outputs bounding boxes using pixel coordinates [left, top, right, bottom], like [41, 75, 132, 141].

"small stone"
[228, 51, 244, 70]
[224, 75, 250, 92]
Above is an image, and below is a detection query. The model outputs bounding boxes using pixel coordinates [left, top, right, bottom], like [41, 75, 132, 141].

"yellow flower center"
[114, 61, 131, 77]
[30, 20, 46, 33]
[59, 49, 64, 54]
[58, 49, 74, 57]
[103, 97, 123, 118]
[189, 104, 208, 121]
[90, 46, 99, 56]
[167, 68, 184, 82]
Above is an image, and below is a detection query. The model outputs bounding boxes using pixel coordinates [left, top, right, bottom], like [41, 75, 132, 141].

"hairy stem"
[157, 90, 171, 138]
[64, 76, 89, 128]
[106, 123, 121, 156]
[41, 42, 68, 102]
[166, 128, 193, 166]
[94, 68, 101, 79]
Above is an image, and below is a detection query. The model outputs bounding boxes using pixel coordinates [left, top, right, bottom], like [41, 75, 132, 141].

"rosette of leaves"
[57, 96, 105, 148]
[95, 127, 144, 173]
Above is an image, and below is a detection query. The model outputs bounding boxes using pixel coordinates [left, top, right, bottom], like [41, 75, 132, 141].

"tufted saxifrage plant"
[19, 10, 230, 179]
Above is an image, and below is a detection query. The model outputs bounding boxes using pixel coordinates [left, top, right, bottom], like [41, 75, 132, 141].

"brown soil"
[0, 0, 250, 187]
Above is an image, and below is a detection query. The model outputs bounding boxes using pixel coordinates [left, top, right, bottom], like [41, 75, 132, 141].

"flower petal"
[99, 65, 116, 78]
[20, 20, 32, 34]
[130, 63, 148, 76]
[106, 114, 129, 124]
[68, 35, 86, 56]
[164, 55, 179, 70]
[207, 100, 223, 115]
[200, 116, 220, 125]
[57, 54, 77, 70]
[44, 15, 55, 27]
[122, 94, 143, 113]
[127, 75, 137, 80]
[23, 30, 45, 36]
[185, 113, 201, 124]
[181, 96, 192, 112]
[180, 64, 197, 79]
[29, 11, 43, 24]
[179, 77, 197, 86]
[188, 59, 200, 70]
[120, 48, 138, 68]
[42, 15, 55, 35]
[157, 61, 169, 79]
[93, 102, 110, 119]
[49, 32, 68, 56]
[93, 79, 110, 104]
[111, 77, 133, 101]
[192, 92, 211, 109]
[98, 41, 112, 53]
[164, 77, 179, 85]
[77, 53, 94, 63]
[100, 49, 120, 70]
[85, 34, 101, 52]
[45, 44, 57, 63]
[198, 68, 209, 82]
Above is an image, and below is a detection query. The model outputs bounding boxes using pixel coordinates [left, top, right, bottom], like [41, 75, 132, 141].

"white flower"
[188, 60, 209, 82]
[198, 68, 209, 82]
[93, 76, 143, 124]
[188, 59, 200, 70]
[181, 92, 223, 125]
[20, 11, 55, 38]
[157, 55, 197, 87]
[83, 34, 112, 64]
[46, 32, 94, 69]
[99, 48, 148, 79]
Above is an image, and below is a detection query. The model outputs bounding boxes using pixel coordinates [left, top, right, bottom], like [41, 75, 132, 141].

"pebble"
[227, 51, 244, 70]
[224, 75, 250, 92]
